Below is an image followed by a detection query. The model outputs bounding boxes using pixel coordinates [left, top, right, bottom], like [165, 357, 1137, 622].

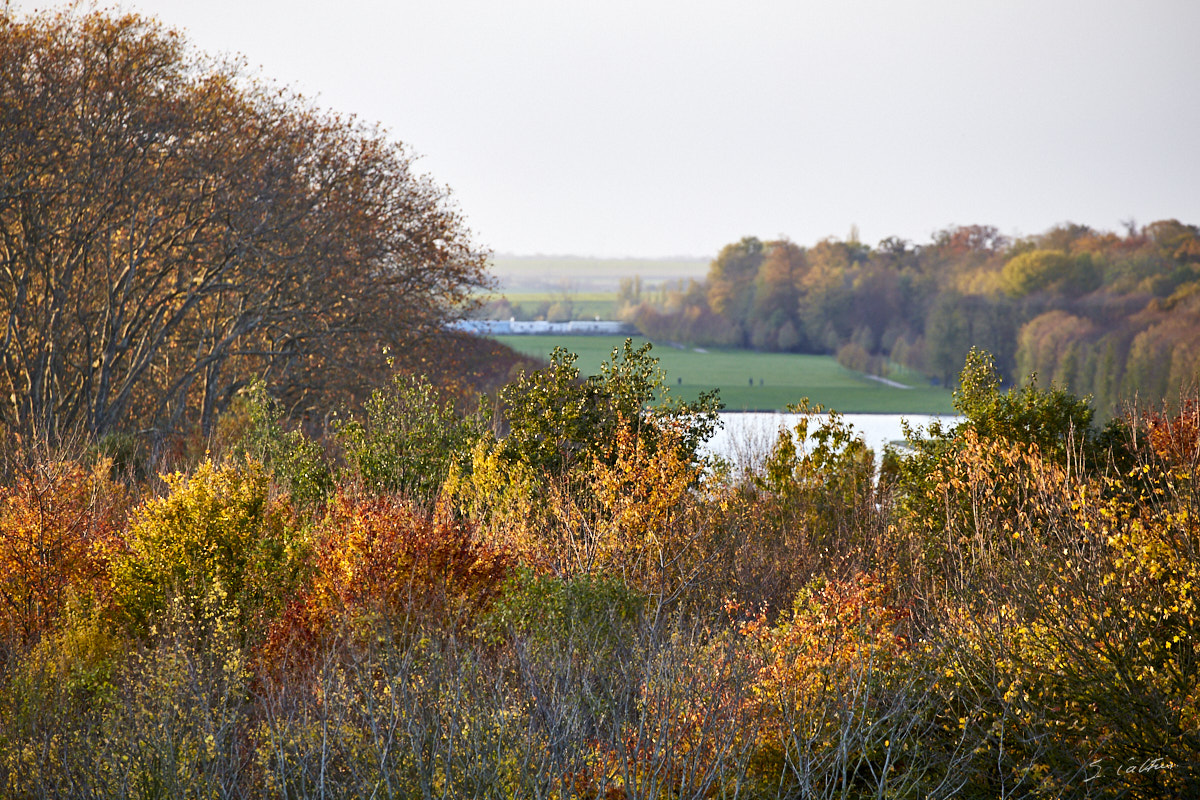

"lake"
[703, 412, 962, 468]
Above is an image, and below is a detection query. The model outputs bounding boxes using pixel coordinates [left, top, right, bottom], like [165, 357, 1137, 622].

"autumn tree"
[0, 456, 126, 655]
[925, 292, 1017, 386]
[750, 239, 806, 351]
[0, 10, 489, 446]
[706, 237, 766, 345]
[1000, 249, 1099, 297]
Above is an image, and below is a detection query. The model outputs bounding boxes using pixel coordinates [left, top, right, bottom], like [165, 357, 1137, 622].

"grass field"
[492, 335, 956, 414]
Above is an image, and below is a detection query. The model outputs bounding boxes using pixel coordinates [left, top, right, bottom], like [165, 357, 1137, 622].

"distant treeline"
[621, 221, 1200, 418]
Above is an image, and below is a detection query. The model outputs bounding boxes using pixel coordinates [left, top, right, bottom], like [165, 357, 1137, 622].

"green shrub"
[498, 340, 721, 478]
[482, 567, 645, 649]
[338, 374, 487, 503]
[237, 380, 333, 509]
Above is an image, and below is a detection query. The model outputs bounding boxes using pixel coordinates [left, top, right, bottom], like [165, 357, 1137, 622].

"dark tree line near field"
[623, 221, 1200, 417]
[0, 10, 491, 449]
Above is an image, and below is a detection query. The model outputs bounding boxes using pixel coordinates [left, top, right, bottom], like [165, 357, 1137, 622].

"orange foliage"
[586, 420, 703, 592]
[742, 574, 910, 738]
[1144, 396, 1200, 466]
[0, 459, 126, 650]
[263, 492, 513, 666]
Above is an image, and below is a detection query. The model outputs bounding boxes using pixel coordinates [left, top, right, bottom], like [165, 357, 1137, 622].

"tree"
[1145, 218, 1200, 263]
[953, 347, 1094, 465]
[750, 240, 806, 351]
[795, 238, 861, 352]
[109, 459, 298, 638]
[925, 293, 1017, 386]
[0, 10, 489, 445]
[0, 457, 126, 654]
[1000, 249, 1099, 298]
[338, 374, 488, 504]
[497, 340, 721, 478]
[706, 237, 765, 344]
[929, 224, 1009, 260]
[1014, 311, 1096, 390]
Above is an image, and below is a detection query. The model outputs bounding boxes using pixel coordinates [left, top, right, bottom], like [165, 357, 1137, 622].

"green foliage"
[338, 373, 488, 503]
[498, 347, 607, 476]
[94, 432, 146, 482]
[5, 599, 122, 716]
[479, 568, 648, 768]
[498, 339, 721, 476]
[755, 401, 877, 562]
[1001, 249, 1100, 297]
[707, 236, 767, 339]
[495, 334, 957, 413]
[955, 347, 1094, 464]
[237, 380, 333, 509]
[925, 293, 1018, 387]
[482, 567, 645, 649]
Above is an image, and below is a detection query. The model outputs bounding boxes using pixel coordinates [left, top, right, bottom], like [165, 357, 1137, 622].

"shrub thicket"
[1, 343, 1197, 799]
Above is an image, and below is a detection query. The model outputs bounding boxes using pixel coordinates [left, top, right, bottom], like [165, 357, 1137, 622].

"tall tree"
[705, 237, 764, 345]
[750, 239, 806, 350]
[0, 10, 489, 443]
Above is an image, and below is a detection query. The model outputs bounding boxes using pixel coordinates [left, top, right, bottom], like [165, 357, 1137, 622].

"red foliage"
[261, 492, 514, 669]
[1143, 396, 1200, 466]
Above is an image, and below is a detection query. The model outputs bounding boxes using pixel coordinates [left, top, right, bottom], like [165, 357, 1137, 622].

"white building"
[448, 318, 634, 336]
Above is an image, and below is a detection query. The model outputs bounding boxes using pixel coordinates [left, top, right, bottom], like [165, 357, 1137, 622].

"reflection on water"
[702, 412, 963, 469]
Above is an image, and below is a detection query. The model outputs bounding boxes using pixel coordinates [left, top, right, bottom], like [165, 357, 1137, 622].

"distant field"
[489, 255, 708, 292]
[483, 290, 620, 321]
[492, 335, 956, 414]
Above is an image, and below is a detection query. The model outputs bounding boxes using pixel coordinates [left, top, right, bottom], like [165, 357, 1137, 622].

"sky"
[15, 0, 1200, 258]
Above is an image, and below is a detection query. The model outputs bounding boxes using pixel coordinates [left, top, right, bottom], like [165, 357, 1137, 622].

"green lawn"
[492, 335, 956, 414]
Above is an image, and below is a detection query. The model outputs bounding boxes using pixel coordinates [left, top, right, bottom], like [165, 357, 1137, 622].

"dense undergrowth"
[0, 343, 1196, 799]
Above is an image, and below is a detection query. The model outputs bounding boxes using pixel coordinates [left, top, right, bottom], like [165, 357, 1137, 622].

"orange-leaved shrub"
[736, 574, 966, 798]
[0, 458, 127, 656]
[262, 492, 513, 669]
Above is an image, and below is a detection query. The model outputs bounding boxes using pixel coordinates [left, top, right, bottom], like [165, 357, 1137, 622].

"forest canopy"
[623, 221, 1200, 417]
[0, 9, 491, 446]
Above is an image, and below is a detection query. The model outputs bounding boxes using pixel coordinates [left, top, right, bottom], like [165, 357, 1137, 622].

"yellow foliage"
[583, 422, 703, 593]
[110, 459, 297, 634]
[442, 436, 541, 557]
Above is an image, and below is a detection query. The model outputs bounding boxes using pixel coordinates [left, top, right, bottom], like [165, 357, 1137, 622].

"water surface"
[703, 412, 963, 467]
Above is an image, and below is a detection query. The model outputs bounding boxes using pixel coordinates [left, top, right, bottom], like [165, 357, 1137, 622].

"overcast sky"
[18, 1, 1200, 257]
